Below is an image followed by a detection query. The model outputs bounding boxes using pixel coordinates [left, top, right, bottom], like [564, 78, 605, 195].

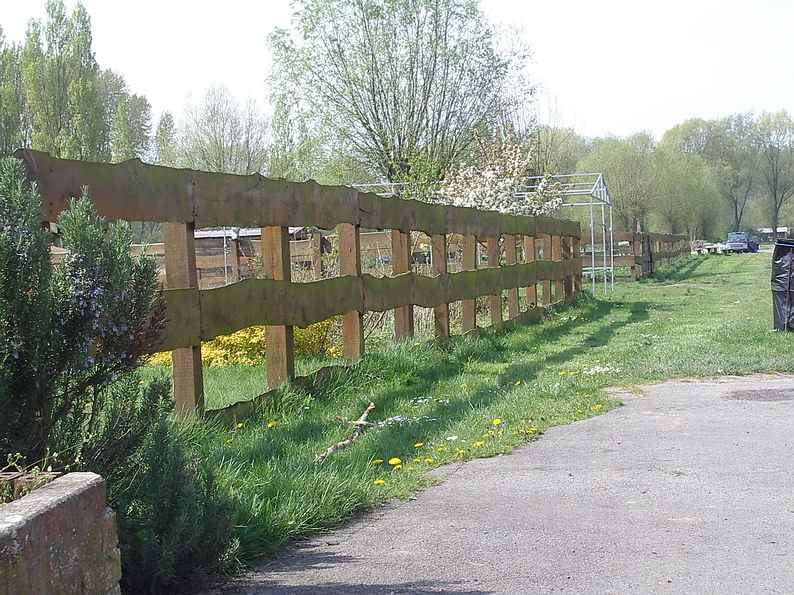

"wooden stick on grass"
[315, 402, 376, 464]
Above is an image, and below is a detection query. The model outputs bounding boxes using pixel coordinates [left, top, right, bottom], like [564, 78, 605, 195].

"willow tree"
[270, 0, 525, 182]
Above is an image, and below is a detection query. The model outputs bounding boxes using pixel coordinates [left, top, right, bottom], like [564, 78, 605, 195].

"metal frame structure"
[520, 173, 614, 294]
[354, 173, 616, 295]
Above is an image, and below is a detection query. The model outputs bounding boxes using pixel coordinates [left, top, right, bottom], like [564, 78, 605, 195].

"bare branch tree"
[270, 0, 527, 181]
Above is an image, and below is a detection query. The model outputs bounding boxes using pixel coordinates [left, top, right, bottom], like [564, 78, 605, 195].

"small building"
[757, 227, 789, 242]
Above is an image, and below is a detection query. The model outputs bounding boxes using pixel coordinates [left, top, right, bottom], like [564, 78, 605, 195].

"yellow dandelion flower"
[372, 459, 384, 465]
[266, 419, 278, 429]
[373, 479, 385, 486]
[235, 422, 244, 429]
[473, 440, 485, 448]
[491, 418, 503, 426]
[424, 457, 434, 464]
[392, 464, 402, 471]
[414, 442, 424, 448]
[388, 457, 402, 466]
[591, 404, 604, 413]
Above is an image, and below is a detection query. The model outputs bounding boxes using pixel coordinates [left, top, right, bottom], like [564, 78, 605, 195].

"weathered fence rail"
[583, 231, 689, 280]
[18, 149, 583, 414]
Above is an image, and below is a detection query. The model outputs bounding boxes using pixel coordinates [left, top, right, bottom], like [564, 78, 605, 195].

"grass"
[149, 253, 794, 566]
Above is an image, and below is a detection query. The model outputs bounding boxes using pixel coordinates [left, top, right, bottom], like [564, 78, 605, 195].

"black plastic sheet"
[771, 239, 794, 330]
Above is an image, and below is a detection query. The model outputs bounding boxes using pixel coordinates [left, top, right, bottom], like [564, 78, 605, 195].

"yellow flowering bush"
[147, 320, 340, 367]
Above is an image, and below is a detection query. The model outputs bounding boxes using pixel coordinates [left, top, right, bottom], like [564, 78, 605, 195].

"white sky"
[3, 0, 794, 138]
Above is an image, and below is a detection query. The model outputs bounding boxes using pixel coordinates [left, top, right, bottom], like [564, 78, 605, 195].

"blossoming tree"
[440, 133, 563, 216]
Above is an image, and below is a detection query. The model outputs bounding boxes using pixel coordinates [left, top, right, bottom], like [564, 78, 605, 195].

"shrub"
[0, 157, 233, 592]
[147, 319, 340, 367]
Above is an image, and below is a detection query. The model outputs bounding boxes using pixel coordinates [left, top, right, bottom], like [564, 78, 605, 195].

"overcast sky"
[3, 0, 794, 139]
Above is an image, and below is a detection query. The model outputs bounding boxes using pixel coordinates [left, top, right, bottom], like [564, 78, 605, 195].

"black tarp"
[772, 239, 794, 330]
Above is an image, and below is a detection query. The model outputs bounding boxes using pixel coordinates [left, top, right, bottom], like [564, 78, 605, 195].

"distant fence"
[583, 231, 689, 280]
[18, 149, 582, 415]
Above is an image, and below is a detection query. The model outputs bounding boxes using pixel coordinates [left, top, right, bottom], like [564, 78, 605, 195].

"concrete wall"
[0, 472, 121, 595]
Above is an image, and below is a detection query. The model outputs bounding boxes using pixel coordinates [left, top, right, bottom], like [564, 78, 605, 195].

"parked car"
[724, 231, 759, 253]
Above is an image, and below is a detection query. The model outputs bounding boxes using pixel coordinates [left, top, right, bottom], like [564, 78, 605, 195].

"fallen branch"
[316, 402, 376, 464]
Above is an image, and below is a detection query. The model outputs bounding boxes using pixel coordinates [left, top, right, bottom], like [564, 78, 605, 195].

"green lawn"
[155, 253, 794, 566]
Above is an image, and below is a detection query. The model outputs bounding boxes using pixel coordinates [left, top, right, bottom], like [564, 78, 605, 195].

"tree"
[0, 28, 26, 156]
[441, 131, 562, 216]
[178, 86, 268, 175]
[21, 0, 107, 160]
[578, 134, 656, 232]
[153, 111, 178, 166]
[270, 0, 525, 181]
[755, 111, 794, 240]
[111, 94, 151, 162]
[663, 114, 757, 231]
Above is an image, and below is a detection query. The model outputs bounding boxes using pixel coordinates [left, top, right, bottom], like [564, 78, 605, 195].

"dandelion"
[414, 442, 424, 448]
[388, 457, 402, 466]
[591, 404, 604, 413]
[473, 441, 485, 448]
[424, 457, 434, 464]
[373, 479, 385, 486]
[372, 459, 384, 465]
[491, 418, 503, 426]
[266, 419, 278, 429]
[456, 449, 466, 457]
[235, 422, 244, 429]
[392, 464, 402, 471]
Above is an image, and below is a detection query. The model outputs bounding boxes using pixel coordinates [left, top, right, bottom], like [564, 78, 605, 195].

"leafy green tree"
[270, 0, 524, 182]
[21, 0, 107, 160]
[663, 114, 757, 231]
[154, 111, 178, 166]
[755, 110, 794, 240]
[578, 134, 656, 232]
[111, 94, 151, 162]
[0, 28, 26, 156]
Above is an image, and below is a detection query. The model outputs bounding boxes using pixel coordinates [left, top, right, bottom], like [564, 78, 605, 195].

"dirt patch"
[724, 388, 794, 402]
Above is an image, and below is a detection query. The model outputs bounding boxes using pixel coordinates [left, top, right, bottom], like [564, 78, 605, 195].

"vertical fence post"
[311, 231, 324, 280]
[164, 222, 204, 414]
[630, 234, 639, 281]
[487, 236, 503, 328]
[552, 234, 563, 303]
[504, 234, 519, 320]
[563, 236, 573, 303]
[462, 234, 477, 332]
[261, 226, 295, 389]
[431, 233, 450, 339]
[339, 222, 363, 361]
[229, 236, 240, 283]
[523, 235, 536, 308]
[541, 234, 552, 306]
[391, 229, 414, 340]
[572, 236, 582, 293]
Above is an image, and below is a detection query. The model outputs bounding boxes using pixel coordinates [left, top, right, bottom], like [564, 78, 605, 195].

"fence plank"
[339, 223, 363, 361]
[261, 226, 295, 389]
[163, 222, 203, 414]
[431, 233, 450, 339]
[487, 237, 502, 328]
[391, 229, 414, 340]
[504, 234, 519, 319]
[462, 235, 477, 332]
[552, 235, 562, 302]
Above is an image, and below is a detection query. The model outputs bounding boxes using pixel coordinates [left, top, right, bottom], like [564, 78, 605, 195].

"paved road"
[215, 375, 794, 594]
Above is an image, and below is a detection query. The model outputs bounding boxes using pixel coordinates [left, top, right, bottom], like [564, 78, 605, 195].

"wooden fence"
[583, 232, 690, 280]
[17, 149, 582, 414]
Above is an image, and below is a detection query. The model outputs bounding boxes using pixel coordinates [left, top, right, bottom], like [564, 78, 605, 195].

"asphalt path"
[211, 375, 794, 594]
